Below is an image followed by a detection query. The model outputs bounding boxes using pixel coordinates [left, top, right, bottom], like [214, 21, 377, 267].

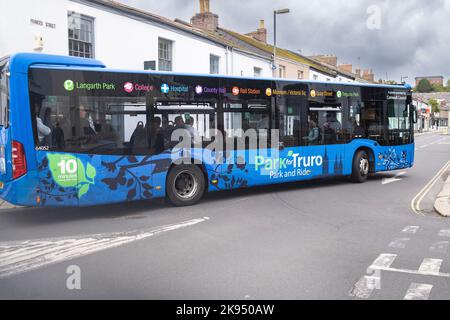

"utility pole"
[273, 8, 290, 78]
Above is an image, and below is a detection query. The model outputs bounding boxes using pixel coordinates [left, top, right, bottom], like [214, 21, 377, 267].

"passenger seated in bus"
[147, 117, 164, 153]
[326, 113, 342, 133]
[351, 118, 365, 138]
[32, 97, 51, 145]
[185, 117, 201, 144]
[174, 116, 185, 129]
[52, 122, 65, 149]
[79, 105, 97, 136]
[322, 121, 336, 144]
[130, 121, 147, 150]
[77, 104, 98, 147]
[303, 120, 320, 146]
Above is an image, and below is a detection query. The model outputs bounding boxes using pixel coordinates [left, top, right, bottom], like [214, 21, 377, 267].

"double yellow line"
[411, 160, 450, 215]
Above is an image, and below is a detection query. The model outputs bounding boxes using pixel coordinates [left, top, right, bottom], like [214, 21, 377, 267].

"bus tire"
[166, 165, 205, 206]
[351, 150, 370, 183]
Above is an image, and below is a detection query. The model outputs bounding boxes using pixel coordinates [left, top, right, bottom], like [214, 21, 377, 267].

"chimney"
[314, 55, 337, 67]
[245, 20, 267, 43]
[191, 0, 219, 31]
[338, 64, 353, 74]
[362, 69, 375, 82]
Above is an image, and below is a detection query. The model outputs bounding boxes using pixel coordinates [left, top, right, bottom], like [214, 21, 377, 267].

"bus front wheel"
[166, 165, 206, 206]
[351, 150, 370, 183]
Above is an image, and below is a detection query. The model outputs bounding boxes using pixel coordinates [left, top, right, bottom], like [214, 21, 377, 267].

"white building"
[413, 99, 431, 132]
[0, 0, 272, 77]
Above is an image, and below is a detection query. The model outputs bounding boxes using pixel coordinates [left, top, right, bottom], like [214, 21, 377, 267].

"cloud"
[118, 0, 450, 84]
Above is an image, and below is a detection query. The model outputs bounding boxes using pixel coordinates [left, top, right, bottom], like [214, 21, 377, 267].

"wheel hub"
[173, 171, 198, 199]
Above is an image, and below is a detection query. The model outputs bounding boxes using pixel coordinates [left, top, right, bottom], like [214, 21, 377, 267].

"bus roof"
[12, 52, 411, 90]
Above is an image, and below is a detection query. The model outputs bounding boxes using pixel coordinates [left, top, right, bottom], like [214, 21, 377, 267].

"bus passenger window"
[307, 104, 343, 146]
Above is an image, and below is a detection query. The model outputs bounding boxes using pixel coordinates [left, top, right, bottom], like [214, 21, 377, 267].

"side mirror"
[413, 109, 418, 124]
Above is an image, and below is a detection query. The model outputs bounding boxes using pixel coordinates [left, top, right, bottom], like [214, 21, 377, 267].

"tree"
[429, 98, 440, 113]
[432, 83, 446, 92]
[416, 79, 433, 93]
[447, 79, 450, 91]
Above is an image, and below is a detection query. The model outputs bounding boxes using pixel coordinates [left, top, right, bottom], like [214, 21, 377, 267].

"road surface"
[0, 131, 449, 300]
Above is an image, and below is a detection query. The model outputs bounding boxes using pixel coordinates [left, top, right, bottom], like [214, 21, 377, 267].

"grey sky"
[120, 0, 450, 85]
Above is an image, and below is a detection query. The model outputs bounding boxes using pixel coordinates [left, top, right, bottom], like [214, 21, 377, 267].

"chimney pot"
[199, 0, 210, 13]
[259, 20, 265, 29]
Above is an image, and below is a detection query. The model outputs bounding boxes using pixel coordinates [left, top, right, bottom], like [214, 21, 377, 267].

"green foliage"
[428, 98, 440, 113]
[431, 84, 446, 92]
[416, 79, 433, 93]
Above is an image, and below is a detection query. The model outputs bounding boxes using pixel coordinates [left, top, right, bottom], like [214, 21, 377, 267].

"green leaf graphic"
[77, 158, 86, 183]
[78, 184, 90, 199]
[86, 162, 97, 181]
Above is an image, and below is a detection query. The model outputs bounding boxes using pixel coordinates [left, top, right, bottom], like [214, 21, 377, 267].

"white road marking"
[404, 283, 433, 300]
[0, 217, 210, 278]
[429, 241, 450, 254]
[368, 255, 450, 278]
[370, 254, 397, 269]
[411, 160, 450, 215]
[382, 171, 407, 185]
[349, 276, 378, 299]
[438, 229, 450, 237]
[388, 238, 410, 249]
[418, 258, 443, 275]
[402, 226, 420, 234]
[430, 137, 447, 145]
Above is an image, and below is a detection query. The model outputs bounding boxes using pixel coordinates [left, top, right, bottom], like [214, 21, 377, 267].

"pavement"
[0, 200, 19, 210]
[435, 176, 450, 217]
[0, 131, 449, 300]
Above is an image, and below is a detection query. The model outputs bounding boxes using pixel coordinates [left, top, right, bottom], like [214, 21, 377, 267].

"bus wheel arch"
[165, 159, 207, 206]
[351, 147, 374, 183]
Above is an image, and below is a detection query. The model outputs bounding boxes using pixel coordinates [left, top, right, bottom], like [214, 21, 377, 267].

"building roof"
[415, 76, 444, 80]
[218, 29, 337, 76]
[77, 0, 369, 81]
[74, 0, 269, 61]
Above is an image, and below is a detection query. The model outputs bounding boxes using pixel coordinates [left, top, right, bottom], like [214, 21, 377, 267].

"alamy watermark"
[66, 265, 81, 290]
[366, 5, 382, 30]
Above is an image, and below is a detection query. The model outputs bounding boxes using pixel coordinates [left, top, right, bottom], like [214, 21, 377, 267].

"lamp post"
[400, 76, 408, 84]
[273, 8, 290, 77]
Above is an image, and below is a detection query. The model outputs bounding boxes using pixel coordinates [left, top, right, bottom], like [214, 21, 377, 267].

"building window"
[144, 61, 156, 71]
[210, 55, 220, 74]
[313, 75, 318, 81]
[254, 67, 262, 77]
[158, 38, 173, 71]
[278, 65, 286, 78]
[298, 70, 304, 79]
[68, 12, 95, 58]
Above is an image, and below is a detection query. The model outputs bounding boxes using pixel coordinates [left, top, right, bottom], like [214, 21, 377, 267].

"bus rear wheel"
[351, 150, 370, 183]
[166, 165, 205, 206]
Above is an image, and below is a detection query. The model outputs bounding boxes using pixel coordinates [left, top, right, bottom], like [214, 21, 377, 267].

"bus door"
[222, 100, 271, 186]
[307, 102, 346, 177]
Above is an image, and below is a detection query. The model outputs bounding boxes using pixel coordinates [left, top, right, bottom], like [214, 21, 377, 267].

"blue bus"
[0, 53, 416, 207]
